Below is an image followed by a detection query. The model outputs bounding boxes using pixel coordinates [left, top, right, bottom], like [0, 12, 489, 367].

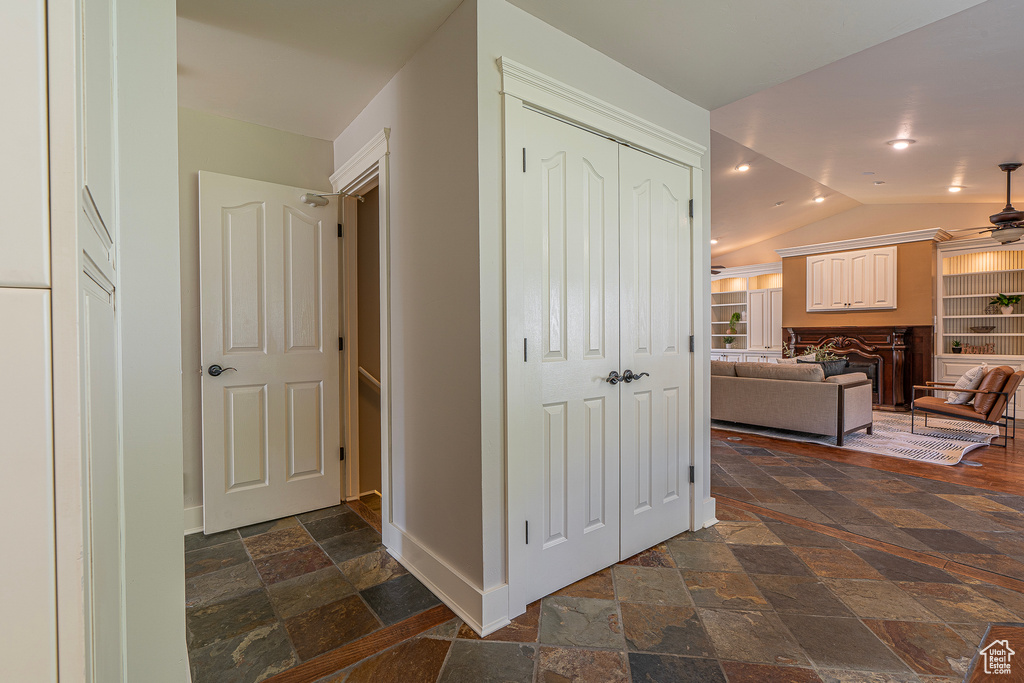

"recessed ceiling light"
[774, 201, 785, 207]
[874, 180, 886, 185]
[814, 196, 826, 203]
[710, 239, 719, 245]
[735, 163, 750, 172]
[948, 186, 963, 193]
[862, 171, 875, 175]
[886, 139, 916, 150]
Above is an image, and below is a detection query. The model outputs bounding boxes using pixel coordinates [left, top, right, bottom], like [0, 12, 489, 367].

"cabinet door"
[868, 246, 897, 308]
[806, 254, 830, 311]
[748, 289, 766, 350]
[848, 251, 871, 308]
[825, 253, 849, 308]
[768, 288, 784, 349]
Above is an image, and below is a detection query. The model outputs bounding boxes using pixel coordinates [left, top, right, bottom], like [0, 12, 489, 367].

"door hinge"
[524, 338, 527, 362]
[523, 148, 526, 173]
[525, 520, 529, 544]
[689, 465, 695, 484]
[689, 335, 694, 353]
[689, 199, 694, 218]
[339, 337, 344, 351]
[338, 223, 343, 237]
[340, 447, 346, 461]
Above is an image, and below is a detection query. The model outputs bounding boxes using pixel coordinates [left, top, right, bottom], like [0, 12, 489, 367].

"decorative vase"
[1002, 306, 1014, 315]
[740, 311, 746, 321]
[727, 327, 736, 335]
[725, 343, 733, 349]
[952, 347, 962, 354]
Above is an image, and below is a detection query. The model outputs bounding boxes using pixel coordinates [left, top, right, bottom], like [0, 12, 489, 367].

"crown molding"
[938, 234, 1024, 252]
[497, 57, 707, 168]
[775, 228, 952, 258]
[331, 128, 389, 191]
[711, 262, 782, 278]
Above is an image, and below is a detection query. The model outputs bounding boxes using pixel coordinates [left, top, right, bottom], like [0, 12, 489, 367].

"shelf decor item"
[786, 340, 849, 377]
[724, 336, 735, 349]
[969, 326, 995, 333]
[727, 312, 741, 335]
[952, 340, 962, 353]
[989, 293, 1021, 315]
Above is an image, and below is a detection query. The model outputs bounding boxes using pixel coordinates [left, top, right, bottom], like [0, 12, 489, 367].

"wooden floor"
[711, 424, 1024, 495]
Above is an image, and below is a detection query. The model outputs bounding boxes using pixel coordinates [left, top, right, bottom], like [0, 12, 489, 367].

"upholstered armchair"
[911, 366, 1023, 447]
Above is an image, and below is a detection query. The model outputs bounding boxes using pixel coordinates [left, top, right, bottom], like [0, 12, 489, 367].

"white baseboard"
[385, 523, 509, 636]
[346, 489, 381, 502]
[702, 495, 718, 528]
[184, 505, 203, 535]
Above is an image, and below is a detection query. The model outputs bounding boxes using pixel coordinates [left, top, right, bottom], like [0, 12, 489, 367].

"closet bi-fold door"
[618, 146, 693, 559]
[520, 109, 621, 602]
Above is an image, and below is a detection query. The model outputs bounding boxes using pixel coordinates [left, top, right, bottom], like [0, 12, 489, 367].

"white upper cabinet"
[806, 246, 897, 311]
[747, 288, 783, 351]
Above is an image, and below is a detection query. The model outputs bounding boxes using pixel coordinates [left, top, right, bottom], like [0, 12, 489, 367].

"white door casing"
[519, 110, 622, 602]
[617, 145, 693, 559]
[200, 171, 340, 533]
[748, 289, 766, 350]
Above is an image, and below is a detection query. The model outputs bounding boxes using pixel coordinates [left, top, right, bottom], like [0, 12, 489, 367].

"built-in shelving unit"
[710, 266, 783, 358]
[939, 245, 1024, 356]
[710, 278, 747, 351]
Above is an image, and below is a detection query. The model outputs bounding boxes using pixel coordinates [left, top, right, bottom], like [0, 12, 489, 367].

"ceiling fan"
[711, 265, 725, 275]
[951, 163, 1024, 244]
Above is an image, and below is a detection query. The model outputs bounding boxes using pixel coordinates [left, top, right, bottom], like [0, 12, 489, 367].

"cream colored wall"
[715, 202, 1003, 267]
[782, 240, 936, 328]
[178, 108, 334, 527]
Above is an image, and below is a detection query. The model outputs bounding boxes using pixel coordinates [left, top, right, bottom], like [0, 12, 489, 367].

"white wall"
[333, 0, 484, 583]
[715, 202, 1004, 266]
[178, 109, 334, 528]
[475, 0, 712, 590]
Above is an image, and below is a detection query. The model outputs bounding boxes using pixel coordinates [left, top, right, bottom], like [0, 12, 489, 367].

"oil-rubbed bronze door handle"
[606, 370, 622, 385]
[207, 364, 237, 377]
[621, 369, 650, 383]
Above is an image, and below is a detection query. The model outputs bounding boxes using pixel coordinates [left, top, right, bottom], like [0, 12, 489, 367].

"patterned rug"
[712, 411, 999, 465]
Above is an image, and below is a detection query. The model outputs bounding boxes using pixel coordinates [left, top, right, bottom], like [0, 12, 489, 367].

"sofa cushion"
[946, 364, 987, 405]
[974, 366, 1013, 415]
[711, 361, 737, 377]
[825, 372, 868, 385]
[915, 395, 985, 420]
[734, 362, 824, 382]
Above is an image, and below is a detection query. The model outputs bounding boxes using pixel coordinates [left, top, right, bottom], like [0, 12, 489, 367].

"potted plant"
[727, 312, 741, 335]
[952, 339, 962, 354]
[989, 293, 1021, 315]
[786, 340, 848, 377]
[723, 336, 735, 349]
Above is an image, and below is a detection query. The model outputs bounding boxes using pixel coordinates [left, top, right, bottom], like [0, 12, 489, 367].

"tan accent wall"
[782, 240, 935, 328]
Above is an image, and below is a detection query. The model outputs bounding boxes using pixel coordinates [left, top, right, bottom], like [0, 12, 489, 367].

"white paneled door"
[618, 145, 693, 558]
[200, 172, 340, 533]
[519, 110, 693, 602]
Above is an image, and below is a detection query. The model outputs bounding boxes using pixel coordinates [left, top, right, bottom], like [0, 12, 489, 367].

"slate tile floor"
[187, 444, 1024, 682]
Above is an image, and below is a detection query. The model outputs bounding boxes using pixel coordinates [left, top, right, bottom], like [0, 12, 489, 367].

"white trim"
[387, 527, 511, 636]
[183, 506, 203, 535]
[711, 262, 782, 278]
[775, 228, 952, 258]
[330, 129, 389, 190]
[497, 57, 707, 168]
[938, 235, 1015, 252]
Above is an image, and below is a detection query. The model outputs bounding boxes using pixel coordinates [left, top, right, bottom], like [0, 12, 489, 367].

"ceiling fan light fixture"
[948, 186, 963, 193]
[994, 226, 1024, 244]
[886, 139, 916, 150]
[735, 163, 750, 172]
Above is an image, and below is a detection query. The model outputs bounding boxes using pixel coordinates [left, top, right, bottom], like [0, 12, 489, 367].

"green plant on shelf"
[785, 341, 841, 361]
[723, 336, 735, 348]
[952, 340, 962, 348]
[989, 294, 1021, 307]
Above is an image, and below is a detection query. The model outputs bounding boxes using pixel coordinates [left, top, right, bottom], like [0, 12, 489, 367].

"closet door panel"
[618, 146, 693, 558]
[748, 289, 766, 350]
[520, 110, 621, 602]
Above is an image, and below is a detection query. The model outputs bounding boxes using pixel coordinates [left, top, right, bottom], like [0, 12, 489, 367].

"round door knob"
[207, 364, 237, 377]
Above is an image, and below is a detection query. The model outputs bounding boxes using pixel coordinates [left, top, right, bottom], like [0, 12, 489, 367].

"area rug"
[712, 411, 999, 465]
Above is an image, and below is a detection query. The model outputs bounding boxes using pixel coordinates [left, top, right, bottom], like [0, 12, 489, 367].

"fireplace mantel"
[785, 326, 933, 410]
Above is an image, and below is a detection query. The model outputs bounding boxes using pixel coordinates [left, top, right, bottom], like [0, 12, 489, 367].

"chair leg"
[867, 424, 873, 435]
[910, 410, 915, 434]
[837, 432, 844, 447]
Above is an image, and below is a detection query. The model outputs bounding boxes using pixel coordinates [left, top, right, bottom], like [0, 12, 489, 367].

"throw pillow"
[945, 364, 987, 405]
[974, 365, 1013, 415]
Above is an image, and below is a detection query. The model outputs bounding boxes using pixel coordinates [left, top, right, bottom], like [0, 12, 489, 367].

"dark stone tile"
[712, 486, 757, 502]
[619, 543, 676, 568]
[894, 581, 1020, 623]
[553, 567, 616, 600]
[627, 653, 725, 683]
[284, 594, 381, 660]
[186, 589, 276, 650]
[902, 528, 1001, 554]
[840, 525, 933, 552]
[986, 495, 1024, 512]
[683, 570, 769, 611]
[795, 467, 848, 480]
[266, 566, 355, 619]
[970, 583, 1024, 620]
[818, 506, 888, 527]
[338, 548, 408, 590]
[863, 620, 972, 677]
[816, 670, 919, 683]
[713, 521, 785, 546]
[302, 509, 370, 543]
[750, 575, 853, 617]
[242, 526, 315, 559]
[345, 636, 451, 683]
[437, 641, 535, 683]
[721, 661, 823, 683]
[848, 547, 960, 583]
[946, 554, 1024, 580]
[620, 603, 714, 657]
[756, 504, 839, 525]
[237, 516, 299, 539]
[973, 530, 1024, 556]
[459, 601, 540, 643]
[730, 545, 813, 576]
[296, 503, 348, 523]
[539, 596, 625, 649]
[320, 527, 384, 564]
[614, 565, 691, 605]
[682, 525, 724, 542]
[360, 493, 383, 514]
[763, 522, 845, 548]
[820, 579, 939, 621]
[185, 540, 250, 580]
[360, 573, 441, 625]
[667, 540, 743, 572]
[538, 646, 630, 683]
[869, 507, 949, 529]
[697, 608, 809, 665]
[186, 560, 263, 608]
[185, 529, 241, 553]
[188, 622, 296, 683]
[789, 547, 884, 580]
[253, 544, 333, 585]
[778, 614, 910, 672]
